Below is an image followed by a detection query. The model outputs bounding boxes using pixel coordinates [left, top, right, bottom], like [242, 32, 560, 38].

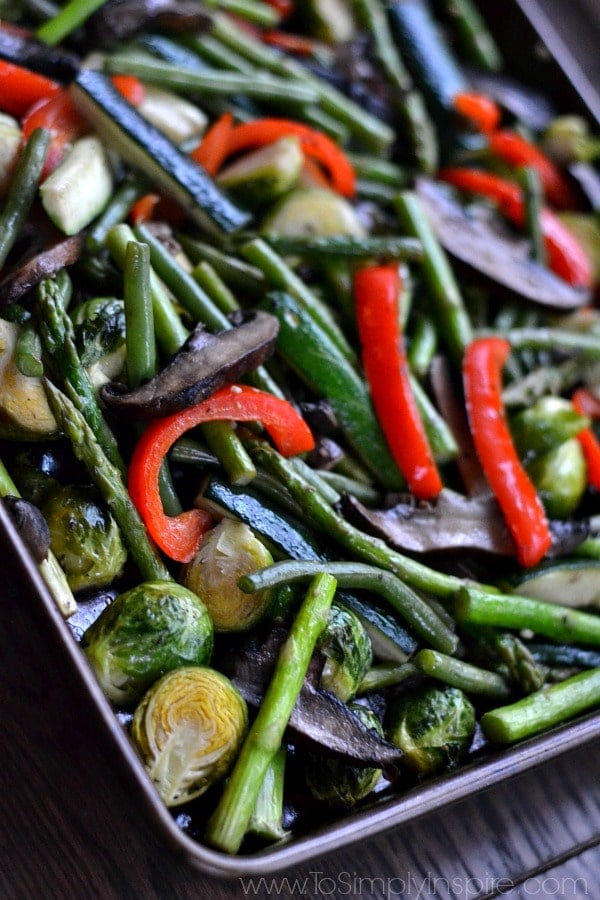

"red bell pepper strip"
[213, 117, 356, 197]
[190, 111, 234, 176]
[129, 193, 160, 225]
[572, 389, 600, 490]
[262, 30, 321, 56]
[438, 167, 593, 289]
[488, 129, 578, 210]
[463, 337, 552, 567]
[452, 91, 501, 134]
[264, 0, 294, 18]
[128, 384, 315, 563]
[109, 74, 146, 107]
[354, 264, 442, 500]
[0, 59, 60, 118]
[21, 88, 88, 176]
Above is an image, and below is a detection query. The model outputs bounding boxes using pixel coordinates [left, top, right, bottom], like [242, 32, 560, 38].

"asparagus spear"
[43, 379, 173, 583]
[206, 571, 337, 854]
[36, 273, 127, 478]
[481, 667, 600, 743]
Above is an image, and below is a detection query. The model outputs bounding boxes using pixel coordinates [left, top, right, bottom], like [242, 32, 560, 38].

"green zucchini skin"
[70, 69, 251, 238]
[260, 291, 404, 491]
[511, 560, 600, 609]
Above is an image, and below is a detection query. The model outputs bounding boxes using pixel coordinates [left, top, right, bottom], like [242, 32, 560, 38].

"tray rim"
[3, 495, 600, 879]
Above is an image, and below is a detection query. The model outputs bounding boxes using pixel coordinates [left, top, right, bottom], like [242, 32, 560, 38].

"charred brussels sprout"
[70, 296, 126, 388]
[131, 666, 247, 807]
[42, 484, 126, 592]
[387, 684, 476, 776]
[182, 519, 275, 632]
[317, 603, 373, 701]
[82, 582, 214, 704]
[304, 703, 383, 807]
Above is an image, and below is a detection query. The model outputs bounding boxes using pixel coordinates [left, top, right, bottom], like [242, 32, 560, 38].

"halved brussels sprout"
[387, 684, 476, 776]
[527, 437, 587, 519]
[42, 484, 126, 592]
[304, 703, 383, 807]
[82, 581, 214, 704]
[182, 519, 275, 632]
[131, 666, 248, 807]
[70, 296, 126, 389]
[318, 603, 373, 702]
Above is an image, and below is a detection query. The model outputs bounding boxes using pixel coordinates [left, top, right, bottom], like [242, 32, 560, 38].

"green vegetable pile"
[1, 0, 600, 857]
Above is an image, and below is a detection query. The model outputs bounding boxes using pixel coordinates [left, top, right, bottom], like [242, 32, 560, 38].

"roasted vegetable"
[317, 602, 373, 702]
[131, 666, 247, 806]
[82, 581, 213, 703]
[42, 484, 127, 592]
[304, 702, 383, 807]
[387, 684, 476, 776]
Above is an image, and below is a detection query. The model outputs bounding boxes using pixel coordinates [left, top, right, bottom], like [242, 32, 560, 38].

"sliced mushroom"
[0, 233, 84, 305]
[416, 177, 590, 308]
[341, 489, 517, 556]
[101, 309, 279, 419]
[87, 0, 212, 47]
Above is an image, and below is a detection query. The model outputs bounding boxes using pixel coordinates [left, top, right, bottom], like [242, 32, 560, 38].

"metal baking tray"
[3, 0, 600, 878]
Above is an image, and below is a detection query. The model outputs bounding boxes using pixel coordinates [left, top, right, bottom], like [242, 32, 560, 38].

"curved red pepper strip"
[463, 337, 552, 568]
[452, 91, 501, 135]
[354, 264, 442, 500]
[128, 385, 315, 563]
[190, 111, 234, 176]
[572, 389, 600, 490]
[438, 168, 593, 289]
[488, 129, 578, 210]
[209, 117, 356, 198]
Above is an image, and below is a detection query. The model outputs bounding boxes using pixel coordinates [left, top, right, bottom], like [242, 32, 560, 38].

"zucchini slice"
[70, 69, 251, 238]
[513, 560, 600, 608]
[40, 135, 114, 235]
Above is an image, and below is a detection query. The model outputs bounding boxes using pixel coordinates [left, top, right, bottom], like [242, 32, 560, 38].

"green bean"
[456, 585, 600, 646]
[192, 261, 240, 316]
[415, 649, 511, 699]
[347, 153, 410, 187]
[410, 373, 458, 463]
[408, 313, 438, 379]
[106, 223, 188, 357]
[124, 240, 155, 387]
[481, 668, 600, 744]
[178, 235, 266, 291]
[518, 166, 546, 265]
[353, 0, 438, 171]
[104, 54, 318, 106]
[206, 572, 337, 854]
[356, 662, 419, 694]
[44, 380, 172, 583]
[247, 440, 472, 600]
[202, 0, 279, 27]
[262, 234, 423, 262]
[35, 0, 106, 44]
[437, 0, 503, 72]
[317, 470, 383, 506]
[482, 327, 600, 359]
[394, 192, 473, 366]
[0, 127, 50, 269]
[185, 33, 256, 73]
[211, 13, 395, 152]
[239, 560, 459, 655]
[202, 420, 257, 485]
[86, 176, 149, 253]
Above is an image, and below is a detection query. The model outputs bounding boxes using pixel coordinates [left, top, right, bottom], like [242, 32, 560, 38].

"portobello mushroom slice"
[0, 232, 84, 306]
[416, 177, 590, 308]
[230, 629, 404, 773]
[101, 309, 279, 418]
[86, 0, 212, 47]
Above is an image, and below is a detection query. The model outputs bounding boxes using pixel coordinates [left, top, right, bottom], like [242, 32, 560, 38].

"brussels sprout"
[131, 666, 247, 807]
[527, 438, 587, 519]
[42, 484, 126, 592]
[82, 582, 214, 704]
[182, 519, 275, 632]
[70, 296, 126, 388]
[304, 703, 383, 807]
[317, 603, 373, 702]
[510, 396, 587, 459]
[387, 684, 476, 776]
